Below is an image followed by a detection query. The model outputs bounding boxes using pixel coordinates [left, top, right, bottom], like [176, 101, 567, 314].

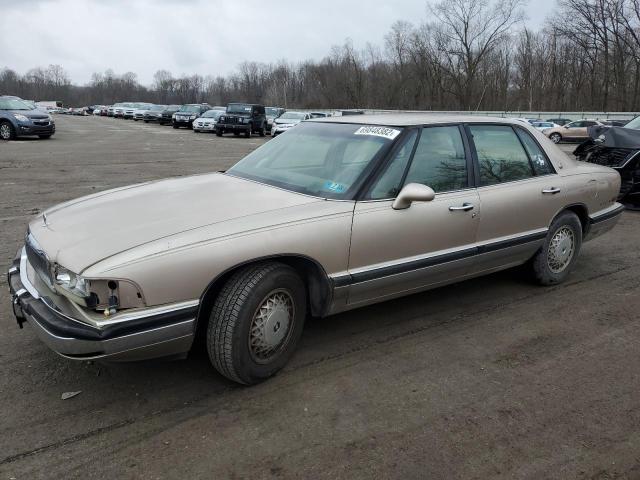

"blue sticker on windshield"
[323, 181, 346, 193]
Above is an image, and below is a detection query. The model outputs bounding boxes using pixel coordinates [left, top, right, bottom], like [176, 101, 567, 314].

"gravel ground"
[0, 115, 638, 479]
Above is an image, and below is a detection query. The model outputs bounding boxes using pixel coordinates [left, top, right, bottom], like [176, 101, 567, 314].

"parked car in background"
[7, 115, 623, 385]
[158, 105, 180, 125]
[193, 109, 225, 133]
[271, 111, 311, 136]
[341, 109, 365, 116]
[142, 105, 167, 123]
[216, 103, 267, 137]
[133, 104, 155, 121]
[124, 103, 152, 119]
[0, 96, 55, 140]
[113, 102, 130, 118]
[172, 104, 212, 129]
[531, 121, 560, 131]
[574, 123, 640, 205]
[265, 106, 285, 133]
[546, 118, 572, 126]
[543, 119, 604, 143]
[107, 105, 117, 117]
[310, 112, 330, 118]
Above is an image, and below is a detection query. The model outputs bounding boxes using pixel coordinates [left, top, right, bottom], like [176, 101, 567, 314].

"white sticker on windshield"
[354, 126, 401, 140]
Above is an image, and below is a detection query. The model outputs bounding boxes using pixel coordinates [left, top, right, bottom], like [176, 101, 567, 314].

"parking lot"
[1, 115, 639, 479]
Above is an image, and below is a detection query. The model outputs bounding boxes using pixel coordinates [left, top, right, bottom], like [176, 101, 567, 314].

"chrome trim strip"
[15, 288, 27, 298]
[8, 266, 18, 275]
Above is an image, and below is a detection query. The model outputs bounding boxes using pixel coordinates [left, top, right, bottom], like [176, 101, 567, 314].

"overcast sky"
[1, 0, 557, 85]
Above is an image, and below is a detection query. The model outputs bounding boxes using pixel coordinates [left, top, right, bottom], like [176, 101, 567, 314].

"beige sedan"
[8, 115, 623, 385]
[543, 119, 604, 143]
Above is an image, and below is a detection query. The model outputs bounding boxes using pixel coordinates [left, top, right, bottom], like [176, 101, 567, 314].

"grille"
[589, 148, 636, 167]
[25, 234, 53, 286]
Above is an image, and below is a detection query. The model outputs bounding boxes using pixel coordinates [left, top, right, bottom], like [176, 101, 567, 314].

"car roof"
[312, 113, 527, 127]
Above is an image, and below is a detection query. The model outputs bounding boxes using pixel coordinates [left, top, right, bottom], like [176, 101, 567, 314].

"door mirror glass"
[392, 183, 435, 210]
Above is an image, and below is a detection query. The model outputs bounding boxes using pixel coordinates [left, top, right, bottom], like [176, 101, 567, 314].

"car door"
[564, 121, 586, 140]
[467, 124, 566, 273]
[347, 125, 480, 306]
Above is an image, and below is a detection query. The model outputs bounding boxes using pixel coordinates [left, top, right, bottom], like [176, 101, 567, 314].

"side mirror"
[392, 183, 436, 210]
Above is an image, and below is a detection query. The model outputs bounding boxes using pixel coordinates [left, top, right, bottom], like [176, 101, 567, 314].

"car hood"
[6, 108, 49, 120]
[275, 118, 302, 125]
[29, 173, 321, 274]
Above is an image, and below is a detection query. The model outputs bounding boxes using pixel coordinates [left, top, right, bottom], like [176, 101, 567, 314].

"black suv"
[216, 103, 267, 137]
[158, 105, 180, 125]
[173, 104, 212, 129]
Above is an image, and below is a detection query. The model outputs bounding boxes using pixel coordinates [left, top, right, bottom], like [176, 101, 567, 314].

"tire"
[207, 262, 307, 385]
[259, 123, 266, 137]
[0, 121, 15, 140]
[549, 133, 562, 144]
[173, 124, 179, 129]
[245, 126, 251, 138]
[216, 130, 223, 137]
[144, 120, 149, 123]
[38, 134, 52, 139]
[530, 211, 582, 285]
[233, 131, 240, 136]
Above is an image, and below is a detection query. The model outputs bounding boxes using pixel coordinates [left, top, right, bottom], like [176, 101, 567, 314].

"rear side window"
[403, 126, 467, 192]
[515, 128, 555, 176]
[469, 125, 534, 186]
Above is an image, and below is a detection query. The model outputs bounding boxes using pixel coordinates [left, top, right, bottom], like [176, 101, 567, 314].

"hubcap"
[249, 289, 294, 363]
[548, 226, 575, 273]
[0, 124, 10, 139]
[551, 134, 560, 143]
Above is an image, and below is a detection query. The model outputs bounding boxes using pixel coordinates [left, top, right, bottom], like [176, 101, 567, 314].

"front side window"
[228, 122, 398, 199]
[403, 126, 467, 192]
[367, 130, 418, 199]
[469, 125, 534, 186]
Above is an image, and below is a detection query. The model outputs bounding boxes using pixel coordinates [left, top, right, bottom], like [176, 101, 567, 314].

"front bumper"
[193, 123, 217, 131]
[217, 124, 250, 133]
[7, 250, 198, 362]
[16, 122, 55, 137]
[173, 118, 194, 127]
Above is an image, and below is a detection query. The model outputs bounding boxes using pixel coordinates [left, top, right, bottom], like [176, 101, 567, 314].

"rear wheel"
[530, 211, 582, 285]
[207, 262, 306, 385]
[0, 121, 15, 140]
[549, 133, 562, 144]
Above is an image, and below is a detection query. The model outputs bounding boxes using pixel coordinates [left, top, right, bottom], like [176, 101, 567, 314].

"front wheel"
[216, 130, 223, 137]
[0, 121, 15, 140]
[207, 263, 307, 385]
[172, 124, 179, 129]
[549, 133, 562, 144]
[530, 211, 582, 285]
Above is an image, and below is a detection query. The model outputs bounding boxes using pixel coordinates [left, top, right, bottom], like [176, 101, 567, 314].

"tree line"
[2, 0, 640, 112]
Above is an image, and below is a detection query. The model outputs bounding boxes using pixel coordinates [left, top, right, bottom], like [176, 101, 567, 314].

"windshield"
[0, 98, 33, 110]
[202, 110, 223, 118]
[227, 104, 252, 114]
[625, 117, 640, 129]
[266, 107, 281, 116]
[227, 122, 400, 199]
[280, 112, 306, 120]
[150, 105, 165, 111]
[178, 105, 201, 113]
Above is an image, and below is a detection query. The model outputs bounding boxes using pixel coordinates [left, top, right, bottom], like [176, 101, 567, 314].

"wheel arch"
[554, 203, 590, 235]
[194, 254, 333, 340]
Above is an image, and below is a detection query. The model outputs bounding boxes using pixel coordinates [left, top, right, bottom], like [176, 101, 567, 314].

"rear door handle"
[542, 188, 561, 194]
[449, 203, 474, 212]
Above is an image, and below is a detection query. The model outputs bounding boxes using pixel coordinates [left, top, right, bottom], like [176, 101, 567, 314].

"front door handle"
[542, 187, 561, 194]
[449, 203, 474, 212]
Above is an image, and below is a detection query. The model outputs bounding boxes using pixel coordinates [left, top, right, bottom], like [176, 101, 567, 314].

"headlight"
[220, 116, 226, 121]
[14, 114, 29, 122]
[55, 266, 89, 298]
[46, 114, 52, 121]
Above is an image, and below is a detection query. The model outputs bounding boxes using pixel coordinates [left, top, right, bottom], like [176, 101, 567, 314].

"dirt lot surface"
[1, 115, 639, 479]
